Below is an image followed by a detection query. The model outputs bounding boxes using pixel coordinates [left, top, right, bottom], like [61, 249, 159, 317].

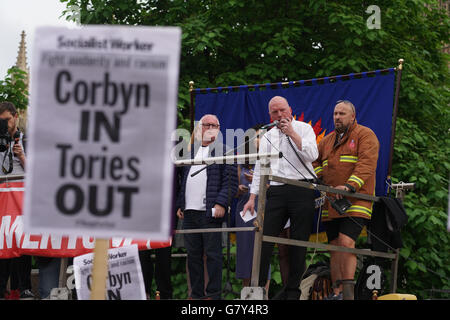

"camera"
[0, 118, 11, 152]
[331, 197, 352, 215]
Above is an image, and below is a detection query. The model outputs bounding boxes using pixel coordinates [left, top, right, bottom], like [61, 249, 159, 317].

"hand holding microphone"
[279, 117, 294, 136]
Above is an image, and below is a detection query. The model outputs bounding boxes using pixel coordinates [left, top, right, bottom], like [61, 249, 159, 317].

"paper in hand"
[240, 210, 256, 223]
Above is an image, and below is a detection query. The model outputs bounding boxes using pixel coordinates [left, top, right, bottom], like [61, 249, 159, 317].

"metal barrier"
[0, 174, 25, 182]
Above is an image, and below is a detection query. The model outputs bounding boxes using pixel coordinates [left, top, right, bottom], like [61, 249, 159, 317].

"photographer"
[0, 101, 25, 174]
[0, 101, 33, 300]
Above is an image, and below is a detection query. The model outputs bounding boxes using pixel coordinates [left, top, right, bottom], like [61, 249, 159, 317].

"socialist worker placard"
[24, 25, 180, 240]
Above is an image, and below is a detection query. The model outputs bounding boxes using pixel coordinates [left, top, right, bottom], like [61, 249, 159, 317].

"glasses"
[201, 123, 220, 129]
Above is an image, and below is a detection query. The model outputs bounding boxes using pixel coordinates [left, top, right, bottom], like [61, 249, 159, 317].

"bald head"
[268, 96, 289, 109]
[268, 96, 292, 121]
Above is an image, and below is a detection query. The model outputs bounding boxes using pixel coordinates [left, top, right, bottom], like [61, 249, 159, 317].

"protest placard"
[0, 181, 171, 258]
[74, 244, 146, 300]
[24, 25, 181, 239]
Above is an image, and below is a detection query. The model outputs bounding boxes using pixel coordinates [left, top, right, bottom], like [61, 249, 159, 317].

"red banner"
[0, 182, 171, 259]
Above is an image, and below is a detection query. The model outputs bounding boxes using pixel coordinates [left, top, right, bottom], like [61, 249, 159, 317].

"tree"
[0, 66, 29, 110]
[60, 0, 449, 299]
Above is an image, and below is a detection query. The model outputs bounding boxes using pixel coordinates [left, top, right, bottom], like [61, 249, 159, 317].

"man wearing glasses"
[176, 114, 238, 299]
[313, 100, 379, 300]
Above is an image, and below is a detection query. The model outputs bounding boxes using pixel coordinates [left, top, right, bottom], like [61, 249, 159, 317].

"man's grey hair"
[194, 114, 220, 142]
[198, 114, 220, 126]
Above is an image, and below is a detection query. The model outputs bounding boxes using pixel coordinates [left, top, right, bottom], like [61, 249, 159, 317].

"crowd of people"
[0, 95, 379, 300]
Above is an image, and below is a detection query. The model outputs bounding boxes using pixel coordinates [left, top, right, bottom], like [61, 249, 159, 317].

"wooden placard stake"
[90, 238, 109, 300]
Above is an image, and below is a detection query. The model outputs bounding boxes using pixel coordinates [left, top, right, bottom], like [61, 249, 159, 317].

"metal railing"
[1, 154, 414, 298]
[175, 154, 407, 296]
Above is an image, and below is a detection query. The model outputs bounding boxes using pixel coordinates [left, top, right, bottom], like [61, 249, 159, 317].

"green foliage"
[0, 67, 29, 110]
[391, 118, 450, 299]
[60, 0, 450, 298]
[168, 247, 189, 299]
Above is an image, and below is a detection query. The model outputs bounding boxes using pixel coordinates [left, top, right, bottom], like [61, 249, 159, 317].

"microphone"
[260, 120, 280, 130]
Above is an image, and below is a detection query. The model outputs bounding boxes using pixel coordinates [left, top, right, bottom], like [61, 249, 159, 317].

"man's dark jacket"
[176, 141, 238, 223]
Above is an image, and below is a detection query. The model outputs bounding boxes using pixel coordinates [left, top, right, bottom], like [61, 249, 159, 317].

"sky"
[0, 0, 76, 78]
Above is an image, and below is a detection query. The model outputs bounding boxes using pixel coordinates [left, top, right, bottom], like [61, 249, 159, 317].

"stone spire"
[14, 30, 30, 132]
[15, 30, 30, 89]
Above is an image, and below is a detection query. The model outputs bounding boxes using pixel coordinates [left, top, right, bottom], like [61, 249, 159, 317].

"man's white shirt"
[185, 145, 209, 211]
[250, 120, 318, 195]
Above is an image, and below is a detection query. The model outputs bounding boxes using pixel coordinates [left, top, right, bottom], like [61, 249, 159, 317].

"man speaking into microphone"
[243, 96, 318, 299]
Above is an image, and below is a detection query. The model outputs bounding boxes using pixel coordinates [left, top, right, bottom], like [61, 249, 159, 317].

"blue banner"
[194, 70, 396, 197]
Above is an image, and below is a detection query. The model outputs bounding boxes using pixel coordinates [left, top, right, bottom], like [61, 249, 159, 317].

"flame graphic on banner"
[295, 112, 327, 144]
